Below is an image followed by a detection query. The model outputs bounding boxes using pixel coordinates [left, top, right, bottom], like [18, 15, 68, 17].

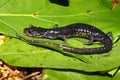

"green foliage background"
[0, 0, 120, 80]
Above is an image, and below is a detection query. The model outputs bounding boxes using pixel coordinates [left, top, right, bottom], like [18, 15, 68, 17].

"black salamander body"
[24, 23, 112, 54]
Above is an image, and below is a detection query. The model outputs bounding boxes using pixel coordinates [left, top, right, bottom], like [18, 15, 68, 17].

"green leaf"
[43, 69, 112, 80]
[0, 0, 120, 72]
[112, 69, 120, 80]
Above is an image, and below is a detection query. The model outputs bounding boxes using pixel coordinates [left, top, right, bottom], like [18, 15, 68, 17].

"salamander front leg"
[52, 24, 59, 29]
[58, 35, 67, 44]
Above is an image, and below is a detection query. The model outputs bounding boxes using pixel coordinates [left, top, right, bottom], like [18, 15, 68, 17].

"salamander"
[20, 23, 113, 54]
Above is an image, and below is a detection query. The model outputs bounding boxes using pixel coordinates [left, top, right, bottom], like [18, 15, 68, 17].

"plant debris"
[112, 0, 120, 10]
[0, 60, 43, 80]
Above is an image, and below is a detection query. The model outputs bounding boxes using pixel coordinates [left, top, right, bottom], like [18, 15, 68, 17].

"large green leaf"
[43, 69, 113, 80]
[0, 0, 120, 72]
[43, 68, 120, 80]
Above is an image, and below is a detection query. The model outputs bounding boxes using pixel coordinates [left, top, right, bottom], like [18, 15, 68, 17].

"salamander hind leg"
[83, 35, 94, 45]
[106, 32, 113, 41]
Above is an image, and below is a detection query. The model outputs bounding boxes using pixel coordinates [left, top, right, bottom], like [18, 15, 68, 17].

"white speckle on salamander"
[84, 29, 87, 32]
[50, 31, 59, 34]
[76, 29, 84, 32]
[93, 32, 99, 36]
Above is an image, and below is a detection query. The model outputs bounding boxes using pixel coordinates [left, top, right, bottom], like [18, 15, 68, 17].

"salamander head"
[24, 25, 47, 38]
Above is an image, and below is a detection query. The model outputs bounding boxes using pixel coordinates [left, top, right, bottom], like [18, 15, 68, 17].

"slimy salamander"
[18, 23, 113, 54]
